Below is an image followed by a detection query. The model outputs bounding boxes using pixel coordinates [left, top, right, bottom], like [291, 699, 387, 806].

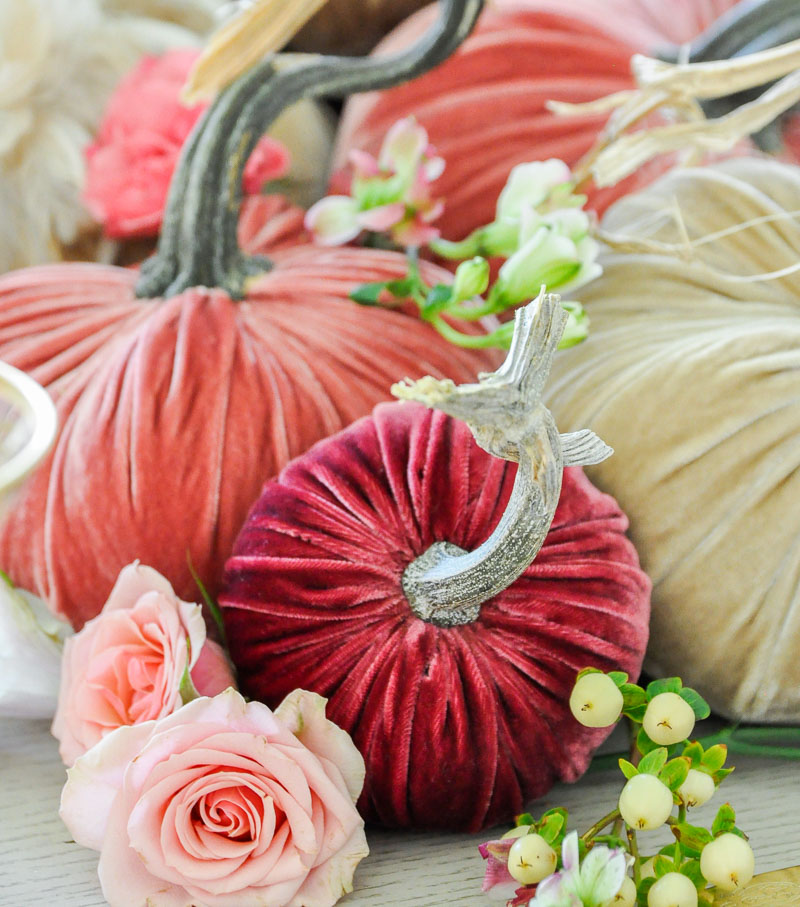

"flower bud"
[570, 672, 623, 727]
[451, 257, 490, 303]
[700, 833, 755, 892]
[647, 872, 698, 907]
[496, 159, 573, 221]
[507, 832, 557, 885]
[678, 769, 716, 808]
[643, 692, 696, 745]
[605, 875, 636, 907]
[619, 774, 674, 830]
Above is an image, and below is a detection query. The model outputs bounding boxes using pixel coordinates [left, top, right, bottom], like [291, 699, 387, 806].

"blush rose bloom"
[52, 562, 234, 766]
[84, 49, 290, 238]
[60, 688, 369, 907]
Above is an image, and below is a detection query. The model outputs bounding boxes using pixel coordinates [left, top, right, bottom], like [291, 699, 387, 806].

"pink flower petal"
[103, 562, 177, 613]
[379, 117, 428, 175]
[190, 640, 236, 697]
[347, 148, 380, 179]
[305, 196, 360, 246]
[356, 202, 405, 232]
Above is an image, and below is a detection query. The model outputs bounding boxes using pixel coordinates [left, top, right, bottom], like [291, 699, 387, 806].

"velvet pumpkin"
[220, 398, 651, 831]
[331, 0, 745, 242]
[544, 156, 800, 723]
[0, 0, 495, 628]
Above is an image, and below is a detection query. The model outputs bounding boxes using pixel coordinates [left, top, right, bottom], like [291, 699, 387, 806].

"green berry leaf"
[711, 803, 736, 837]
[658, 843, 678, 859]
[679, 687, 711, 720]
[576, 667, 604, 681]
[350, 281, 392, 306]
[621, 684, 648, 722]
[540, 807, 569, 825]
[538, 812, 565, 846]
[636, 876, 656, 907]
[607, 670, 629, 687]
[638, 746, 669, 775]
[682, 859, 706, 890]
[515, 812, 536, 828]
[731, 826, 749, 841]
[637, 725, 661, 756]
[712, 767, 735, 785]
[646, 677, 683, 697]
[619, 758, 639, 780]
[682, 741, 704, 768]
[698, 889, 716, 906]
[672, 822, 713, 858]
[700, 744, 728, 772]
[653, 855, 674, 878]
[659, 756, 691, 792]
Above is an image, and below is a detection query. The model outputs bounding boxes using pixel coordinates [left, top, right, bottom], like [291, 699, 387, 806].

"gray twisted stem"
[393, 293, 613, 627]
[136, 0, 483, 300]
[658, 0, 800, 151]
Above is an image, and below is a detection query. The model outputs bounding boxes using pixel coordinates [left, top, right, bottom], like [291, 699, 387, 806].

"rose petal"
[275, 690, 365, 804]
[356, 202, 405, 233]
[191, 640, 236, 696]
[60, 720, 156, 850]
[103, 562, 178, 613]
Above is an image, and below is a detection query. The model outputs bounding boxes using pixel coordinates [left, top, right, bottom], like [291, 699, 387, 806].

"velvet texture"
[0, 200, 495, 628]
[545, 158, 800, 722]
[221, 402, 651, 832]
[331, 0, 740, 242]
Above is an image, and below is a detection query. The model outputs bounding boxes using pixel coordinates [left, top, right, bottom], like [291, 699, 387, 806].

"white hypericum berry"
[647, 872, 698, 907]
[700, 833, 755, 892]
[605, 875, 637, 906]
[642, 692, 696, 745]
[678, 769, 716, 808]
[570, 672, 624, 727]
[507, 833, 558, 885]
[619, 773, 674, 830]
[501, 824, 533, 840]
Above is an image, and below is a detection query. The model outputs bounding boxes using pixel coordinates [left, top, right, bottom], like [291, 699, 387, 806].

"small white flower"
[0, 574, 70, 718]
[496, 159, 573, 222]
[533, 832, 628, 907]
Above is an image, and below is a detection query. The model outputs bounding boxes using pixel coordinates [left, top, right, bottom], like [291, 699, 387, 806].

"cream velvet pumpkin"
[545, 157, 800, 722]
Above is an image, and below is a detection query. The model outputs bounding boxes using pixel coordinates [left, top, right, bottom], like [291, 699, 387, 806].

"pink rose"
[52, 562, 235, 766]
[60, 688, 368, 907]
[84, 49, 290, 238]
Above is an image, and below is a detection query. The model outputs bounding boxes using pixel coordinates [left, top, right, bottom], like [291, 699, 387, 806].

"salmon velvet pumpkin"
[0, 215, 494, 628]
[220, 402, 651, 831]
[331, 0, 742, 242]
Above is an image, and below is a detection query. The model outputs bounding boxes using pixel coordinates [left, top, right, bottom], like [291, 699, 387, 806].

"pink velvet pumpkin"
[0, 0, 498, 628]
[331, 0, 742, 241]
[0, 233, 494, 629]
[220, 401, 651, 831]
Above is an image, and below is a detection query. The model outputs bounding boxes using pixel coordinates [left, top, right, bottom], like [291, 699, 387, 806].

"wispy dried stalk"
[550, 39, 800, 188]
[183, 0, 329, 102]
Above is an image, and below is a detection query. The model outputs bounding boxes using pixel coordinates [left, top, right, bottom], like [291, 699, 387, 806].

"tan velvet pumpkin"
[545, 157, 800, 723]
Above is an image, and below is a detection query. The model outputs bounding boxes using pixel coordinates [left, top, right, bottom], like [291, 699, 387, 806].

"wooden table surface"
[2, 717, 799, 906]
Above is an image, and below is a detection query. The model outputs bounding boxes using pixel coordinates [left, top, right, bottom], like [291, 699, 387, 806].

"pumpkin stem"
[135, 0, 484, 300]
[661, 0, 800, 151]
[392, 292, 612, 627]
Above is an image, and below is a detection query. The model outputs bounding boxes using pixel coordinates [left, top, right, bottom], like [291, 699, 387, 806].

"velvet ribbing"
[0, 197, 495, 627]
[221, 402, 651, 831]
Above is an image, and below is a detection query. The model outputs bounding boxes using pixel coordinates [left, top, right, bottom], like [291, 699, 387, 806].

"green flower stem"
[628, 828, 641, 886]
[580, 808, 621, 844]
[430, 315, 513, 348]
[678, 803, 687, 824]
[446, 297, 504, 321]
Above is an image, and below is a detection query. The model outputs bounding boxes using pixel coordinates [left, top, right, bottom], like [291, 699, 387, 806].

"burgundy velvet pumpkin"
[331, 0, 742, 241]
[220, 401, 651, 831]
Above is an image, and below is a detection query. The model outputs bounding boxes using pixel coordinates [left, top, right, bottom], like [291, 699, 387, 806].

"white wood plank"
[1, 718, 798, 906]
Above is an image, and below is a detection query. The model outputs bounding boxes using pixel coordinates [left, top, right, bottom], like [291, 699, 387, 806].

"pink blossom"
[60, 688, 368, 907]
[84, 49, 290, 239]
[52, 562, 235, 766]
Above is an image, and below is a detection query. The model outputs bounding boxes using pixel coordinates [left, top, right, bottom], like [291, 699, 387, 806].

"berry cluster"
[480, 670, 755, 906]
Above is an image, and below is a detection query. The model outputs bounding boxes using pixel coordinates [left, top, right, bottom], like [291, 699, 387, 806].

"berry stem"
[580, 808, 621, 844]
[627, 828, 641, 886]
